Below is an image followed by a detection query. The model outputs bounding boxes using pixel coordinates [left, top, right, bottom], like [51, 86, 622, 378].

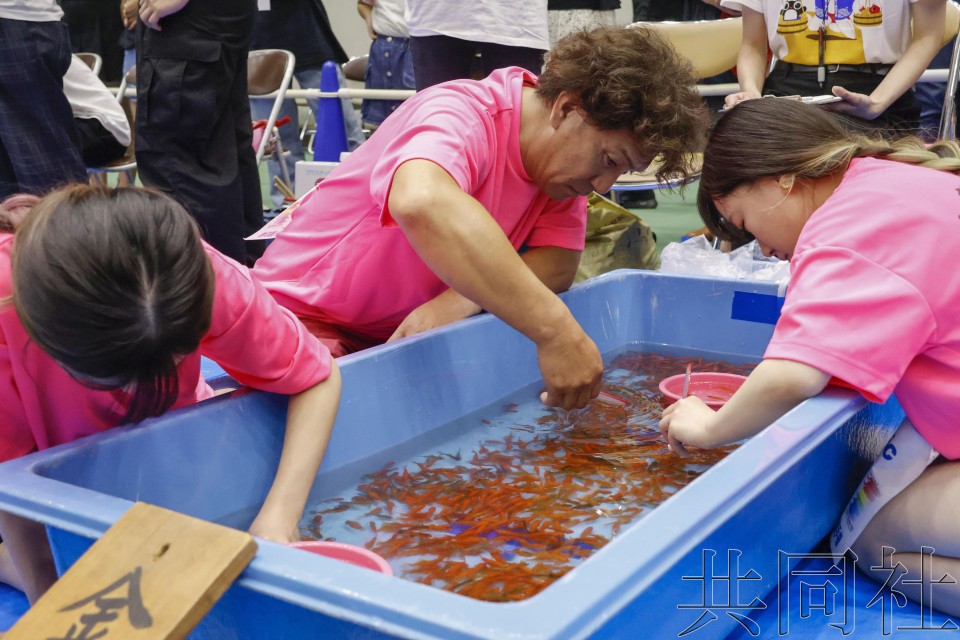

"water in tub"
[299, 349, 755, 602]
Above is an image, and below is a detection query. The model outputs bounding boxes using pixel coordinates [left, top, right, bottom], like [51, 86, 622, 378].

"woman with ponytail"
[0, 185, 341, 604]
[661, 98, 960, 615]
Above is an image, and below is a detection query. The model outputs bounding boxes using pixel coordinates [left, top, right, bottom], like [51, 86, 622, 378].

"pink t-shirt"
[253, 66, 587, 340]
[765, 157, 960, 458]
[0, 236, 332, 463]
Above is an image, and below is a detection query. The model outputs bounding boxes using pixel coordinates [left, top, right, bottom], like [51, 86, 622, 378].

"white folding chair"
[86, 65, 137, 185]
[627, 17, 742, 80]
[75, 52, 102, 77]
[248, 49, 296, 191]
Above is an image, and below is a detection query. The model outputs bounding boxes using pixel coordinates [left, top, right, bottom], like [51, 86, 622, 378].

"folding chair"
[628, 17, 742, 80]
[610, 18, 742, 196]
[937, 0, 960, 139]
[75, 52, 102, 77]
[248, 49, 296, 192]
[343, 55, 368, 83]
[86, 65, 137, 185]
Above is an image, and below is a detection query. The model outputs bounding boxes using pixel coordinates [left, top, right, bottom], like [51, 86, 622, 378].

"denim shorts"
[361, 35, 415, 126]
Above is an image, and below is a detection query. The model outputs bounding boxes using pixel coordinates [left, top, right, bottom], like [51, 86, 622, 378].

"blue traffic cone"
[313, 60, 349, 162]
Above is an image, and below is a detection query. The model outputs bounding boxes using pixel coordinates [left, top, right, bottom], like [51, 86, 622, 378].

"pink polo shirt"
[253, 66, 587, 340]
[0, 236, 331, 463]
[765, 158, 960, 458]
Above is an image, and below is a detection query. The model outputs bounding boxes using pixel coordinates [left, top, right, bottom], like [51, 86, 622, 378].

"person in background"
[60, 0, 125, 83]
[135, 0, 265, 266]
[251, 0, 365, 209]
[0, 185, 341, 604]
[914, 40, 953, 142]
[661, 97, 960, 616]
[404, 0, 549, 90]
[720, 0, 945, 133]
[357, 0, 416, 130]
[119, 0, 137, 76]
[635, 0, 738, 20]
[547, 0, 620, 46]
[0, 0, 87, 198]
[254, 26, 707, 410]
[63, 54, 130, 166]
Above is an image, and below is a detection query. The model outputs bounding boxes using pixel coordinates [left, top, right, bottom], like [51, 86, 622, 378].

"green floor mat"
[617, 184, 703, 255]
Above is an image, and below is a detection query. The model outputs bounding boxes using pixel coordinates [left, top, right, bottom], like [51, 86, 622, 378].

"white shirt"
[722, 0, 918, 65]
[404, 0, 548, 50]
[63, 56, 131, 147]
[361, 0, 410, 38]
[0, 0, 62, 21]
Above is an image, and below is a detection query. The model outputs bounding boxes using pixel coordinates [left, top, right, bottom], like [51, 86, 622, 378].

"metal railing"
[120, 68, 952, 101]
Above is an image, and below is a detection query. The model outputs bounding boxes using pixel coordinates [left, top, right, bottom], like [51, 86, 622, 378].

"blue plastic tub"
[0, 271, 898, 639]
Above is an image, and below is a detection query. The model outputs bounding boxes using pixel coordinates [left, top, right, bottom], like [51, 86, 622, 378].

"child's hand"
[248, 513, 300, 545]
[659, 397, 719, 457]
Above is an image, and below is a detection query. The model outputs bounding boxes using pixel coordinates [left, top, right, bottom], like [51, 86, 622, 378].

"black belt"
[776, 61, 893, 76]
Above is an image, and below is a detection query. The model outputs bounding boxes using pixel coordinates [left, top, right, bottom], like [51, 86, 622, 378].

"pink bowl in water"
[658, 372, 748, 410]
[290, 541, 393, 575]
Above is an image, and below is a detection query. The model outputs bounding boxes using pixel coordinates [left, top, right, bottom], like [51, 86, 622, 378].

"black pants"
[0, 19, 86, 198]
[135, 0, 264, 265]
[60, 0, 125, 83]
[764, 64, 921, 136]
[633, 0, 723, 21]
[410, 35, 544, 91]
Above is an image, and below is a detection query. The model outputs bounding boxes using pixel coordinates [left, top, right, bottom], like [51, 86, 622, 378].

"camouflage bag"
[575, 192, 659, 283]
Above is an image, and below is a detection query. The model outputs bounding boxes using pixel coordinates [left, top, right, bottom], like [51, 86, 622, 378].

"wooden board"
[6, 502, 257, 640]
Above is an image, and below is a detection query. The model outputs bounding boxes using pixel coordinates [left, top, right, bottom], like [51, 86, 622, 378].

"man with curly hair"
[253, 26, 706, 410]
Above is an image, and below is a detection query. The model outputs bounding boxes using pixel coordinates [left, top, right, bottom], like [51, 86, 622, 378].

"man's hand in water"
[537, 322, 603, 410]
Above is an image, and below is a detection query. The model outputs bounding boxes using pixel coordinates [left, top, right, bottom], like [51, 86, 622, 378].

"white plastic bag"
[660, 236, 791, 284]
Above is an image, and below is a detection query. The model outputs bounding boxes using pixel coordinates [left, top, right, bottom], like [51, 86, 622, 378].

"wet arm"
[388, 159, 602, 408]
[248, 362, 342, 542]
[387, 160, 585, 352]
[661, 359, 830, 454]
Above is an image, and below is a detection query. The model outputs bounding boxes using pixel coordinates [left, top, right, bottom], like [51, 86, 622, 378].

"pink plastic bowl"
[659, 372, 748, 410]
[290, 541, 393, 575]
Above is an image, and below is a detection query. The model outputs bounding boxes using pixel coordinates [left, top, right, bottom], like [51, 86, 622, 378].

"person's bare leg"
[0, 511, 58, 603]
[852, 460, 960, 617]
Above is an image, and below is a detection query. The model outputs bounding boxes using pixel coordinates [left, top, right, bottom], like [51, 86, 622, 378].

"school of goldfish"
[301, 351, 754, 602]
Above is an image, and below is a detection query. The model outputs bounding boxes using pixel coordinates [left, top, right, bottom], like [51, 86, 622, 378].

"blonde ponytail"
[879, 138, 960, 173]
[700, 98, 960, 244]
